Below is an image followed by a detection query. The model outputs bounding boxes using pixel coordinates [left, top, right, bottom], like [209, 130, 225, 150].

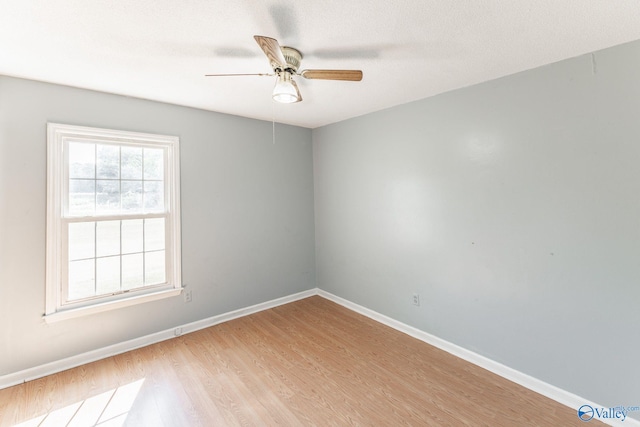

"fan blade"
[291, 79, 303, 103]
[254, 35, 287, 69]
[205, 73, 271, 77]
[299, 69, 363, 81]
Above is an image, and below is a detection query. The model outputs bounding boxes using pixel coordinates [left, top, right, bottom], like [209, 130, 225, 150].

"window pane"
[96, 180, 120, 214]
[69, 179, 95, 216]
[122, 219, 143, 254]
[143, 148, 163, 180]
[96, 221, 120, 257]
[145, 251, 165, 285]
[122, 253, 144, 290]
[122, 181, 143, 213]
[69, 142, 95, 179]
[69, 222, 95, 261]
[96, 144, 120, 179]
[143, 181, 164, 212]
[121, 146, 142, 180]
[68, 259, 95, 301]
[144, 218, 165, 251]
[97, 256, 120, 295]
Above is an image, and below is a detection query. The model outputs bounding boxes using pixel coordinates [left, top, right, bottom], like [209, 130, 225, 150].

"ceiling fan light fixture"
[272, 71, 299, 103]
[207, 36, 362, 104]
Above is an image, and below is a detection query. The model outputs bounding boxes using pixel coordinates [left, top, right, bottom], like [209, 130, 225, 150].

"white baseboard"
[0, 288, 316, 390]
[2, 287, 636, 426]
[317, 289, 639, 427]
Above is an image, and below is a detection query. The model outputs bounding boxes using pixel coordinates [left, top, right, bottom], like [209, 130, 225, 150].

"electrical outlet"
[412, 293, 420, 306]
[174, 327, 182, 336]
[184, 289, 192, 303]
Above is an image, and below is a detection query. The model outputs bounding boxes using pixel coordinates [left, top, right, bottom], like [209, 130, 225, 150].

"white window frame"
[45, 123, 182, 322]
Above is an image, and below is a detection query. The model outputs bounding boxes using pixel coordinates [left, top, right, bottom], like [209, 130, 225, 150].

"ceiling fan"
[206, 35, 363, 104]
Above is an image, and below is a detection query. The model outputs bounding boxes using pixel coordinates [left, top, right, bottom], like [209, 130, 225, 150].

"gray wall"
[0, 76, 315, 375]
[313, 40, 640, 407]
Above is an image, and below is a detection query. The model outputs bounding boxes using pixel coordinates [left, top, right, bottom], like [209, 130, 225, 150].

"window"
[45, 123, 182, 321]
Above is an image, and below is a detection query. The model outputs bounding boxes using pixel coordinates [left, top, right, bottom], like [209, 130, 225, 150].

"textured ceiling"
[1, 1, 640, 128]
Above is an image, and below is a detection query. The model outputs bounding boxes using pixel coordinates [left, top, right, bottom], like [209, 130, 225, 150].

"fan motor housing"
[279, 46, 302, 72]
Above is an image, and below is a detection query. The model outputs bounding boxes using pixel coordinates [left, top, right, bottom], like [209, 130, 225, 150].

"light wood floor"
[0, 296, 594, 426]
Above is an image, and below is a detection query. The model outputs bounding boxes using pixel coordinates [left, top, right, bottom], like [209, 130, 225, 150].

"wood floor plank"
[0, 296, 597, 426]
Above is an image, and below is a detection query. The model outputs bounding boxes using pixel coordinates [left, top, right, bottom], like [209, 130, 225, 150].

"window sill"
[43, 288, 183, 323]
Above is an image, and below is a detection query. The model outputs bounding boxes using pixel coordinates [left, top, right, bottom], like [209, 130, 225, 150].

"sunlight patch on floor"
[12, 379, 145, 427]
